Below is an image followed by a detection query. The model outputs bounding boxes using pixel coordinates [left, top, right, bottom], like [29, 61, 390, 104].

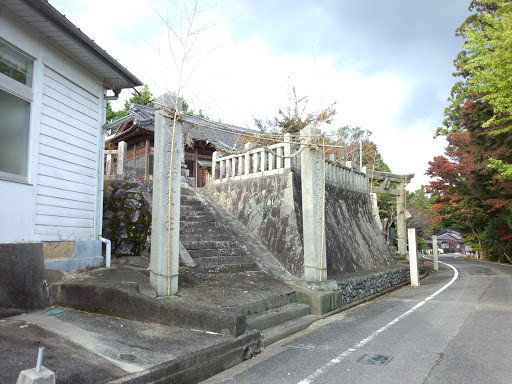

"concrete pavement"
[1, 257, 420, 383]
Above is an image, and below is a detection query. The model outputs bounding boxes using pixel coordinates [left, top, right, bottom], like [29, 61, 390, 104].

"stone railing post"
[268, 151, 274, 171]
[226, 157, 232, 178]
[300, 126, 327, 281]
[253, 151, 260, 173]
[211, 151, 218, 180]
[284, 133, 292, 169]
[238, 156, 244, 176]
[105, 153, 113, 177]
[150, 93, 183, 296]
[260, 150, 267, 173]
[244, 143, 253, 175]
[276, 146, 283, 169]
[220, 159, 226, 179]
[117, 141, 127, 178]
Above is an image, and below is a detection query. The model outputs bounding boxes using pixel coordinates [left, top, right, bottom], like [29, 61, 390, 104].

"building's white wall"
[0, 5, 104, 243]
[35, 66, 99, 240]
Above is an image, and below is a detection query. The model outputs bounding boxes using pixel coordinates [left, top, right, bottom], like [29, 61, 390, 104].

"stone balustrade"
[212, 134, 293, 182]
[105, 141, 127, 180]
[324, 156, 369, 193]
[211, 136, 369, 194]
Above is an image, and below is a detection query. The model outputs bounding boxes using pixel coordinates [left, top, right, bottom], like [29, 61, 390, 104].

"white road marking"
[297, 260, 459, 384]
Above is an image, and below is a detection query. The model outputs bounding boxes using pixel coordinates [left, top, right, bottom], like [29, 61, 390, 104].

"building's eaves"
[0, 0, 142, 90]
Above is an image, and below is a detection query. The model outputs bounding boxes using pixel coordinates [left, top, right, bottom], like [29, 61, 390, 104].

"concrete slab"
[2, 308, 228, 383]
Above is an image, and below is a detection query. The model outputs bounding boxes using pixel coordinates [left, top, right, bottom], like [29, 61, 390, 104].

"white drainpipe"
[97, 91, 111, 268]
[100, 237, 111, 268]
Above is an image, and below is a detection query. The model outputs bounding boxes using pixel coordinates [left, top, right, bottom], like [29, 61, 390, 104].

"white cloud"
[50, 0, 447, 190]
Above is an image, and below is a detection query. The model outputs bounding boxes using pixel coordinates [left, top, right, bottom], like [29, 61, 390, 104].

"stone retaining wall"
[337, 266, 410, 305]
[204, 170, 304, 277]
[102, 179, 152, 256]
[204, 169, 396, 279]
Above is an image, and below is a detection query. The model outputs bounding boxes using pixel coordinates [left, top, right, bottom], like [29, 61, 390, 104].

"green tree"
[254, 87, 336, 135]
[428, 0, 512, 262]
[123, 84, 154, 112]
[463, 0, 512, 179]
[105, 84, 155, 124]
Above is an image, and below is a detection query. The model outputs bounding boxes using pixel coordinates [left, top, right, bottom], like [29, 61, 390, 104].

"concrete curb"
[107, 330, 262, 384]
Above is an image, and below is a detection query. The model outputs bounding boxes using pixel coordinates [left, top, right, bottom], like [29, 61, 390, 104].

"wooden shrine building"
[105, 104, 252, 187]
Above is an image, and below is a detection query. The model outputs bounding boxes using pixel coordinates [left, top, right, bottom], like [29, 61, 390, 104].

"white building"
[0, 0, 142, 270]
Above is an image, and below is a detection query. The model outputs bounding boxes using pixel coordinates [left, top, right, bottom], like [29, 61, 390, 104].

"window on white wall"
[0, 40, 34, 183]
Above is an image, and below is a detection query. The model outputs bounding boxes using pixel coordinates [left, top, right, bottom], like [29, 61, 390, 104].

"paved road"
[203, 256, 512, 384]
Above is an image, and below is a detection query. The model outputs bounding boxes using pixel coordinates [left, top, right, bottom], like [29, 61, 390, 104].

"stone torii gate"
[369, 170, 414, 255]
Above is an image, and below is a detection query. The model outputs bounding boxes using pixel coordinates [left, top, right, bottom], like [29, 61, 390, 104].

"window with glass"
[0, 40, 33, 182]
[0, 41, 33, 86]
[135, 157, 145, 179]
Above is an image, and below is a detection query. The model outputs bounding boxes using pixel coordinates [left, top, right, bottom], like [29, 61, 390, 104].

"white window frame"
[0, 39, 34, 184]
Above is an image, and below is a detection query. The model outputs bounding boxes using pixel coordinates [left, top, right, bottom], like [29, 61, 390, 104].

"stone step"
[196, 256, 254, 267]
[180, 204, 206, 212]
[246, 303, 310, 332]
[180, 199, 203, 207]
[180, 214, 216, 222]
[180, 233, 234, 242]
[188, 248, 246, 258]
[261, 314, 318, 348]
[180, 221, 218, 230]
[181, 240, 239, 250]
[180, 226, 225, 235]
[200, 262, 260, 273]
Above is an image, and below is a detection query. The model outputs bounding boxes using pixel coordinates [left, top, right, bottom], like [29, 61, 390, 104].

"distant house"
[106, 104, 253, 187]
[0, 0, 142, 270]
[425, 229, 465, 254]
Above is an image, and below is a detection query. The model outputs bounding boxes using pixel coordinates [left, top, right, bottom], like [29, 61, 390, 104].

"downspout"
[97, 89, 119, 268]
[100, 237, 111, 268]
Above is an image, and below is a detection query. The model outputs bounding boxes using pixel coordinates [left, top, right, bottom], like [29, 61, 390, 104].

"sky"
[50, 0, 472, 191]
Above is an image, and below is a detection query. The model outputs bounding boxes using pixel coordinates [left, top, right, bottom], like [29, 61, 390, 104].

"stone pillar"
[150, 93, 183, 296]
[408, 228, 420, 287]
[300, 126, 326, 281]
[432, 235, 439, 271]
[211, 151, 218, 180]
[117, 141, 127, 177]
[397, 181, 407, 255]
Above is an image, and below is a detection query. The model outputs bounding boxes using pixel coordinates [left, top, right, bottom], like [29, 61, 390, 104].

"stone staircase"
[180, 187, 318, 347]
[180, 188, 260, 273]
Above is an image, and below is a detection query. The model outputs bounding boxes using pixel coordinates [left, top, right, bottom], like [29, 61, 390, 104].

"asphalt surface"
[202, 255, 512, 384]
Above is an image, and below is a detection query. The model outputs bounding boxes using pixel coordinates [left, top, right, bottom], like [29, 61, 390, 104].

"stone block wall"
[325, 184, 395, 275]
[204, 170, 305, 277]
[337, 266, 410, 305]
[102, 179, 152, 256]
[205, 169, 396, 279]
